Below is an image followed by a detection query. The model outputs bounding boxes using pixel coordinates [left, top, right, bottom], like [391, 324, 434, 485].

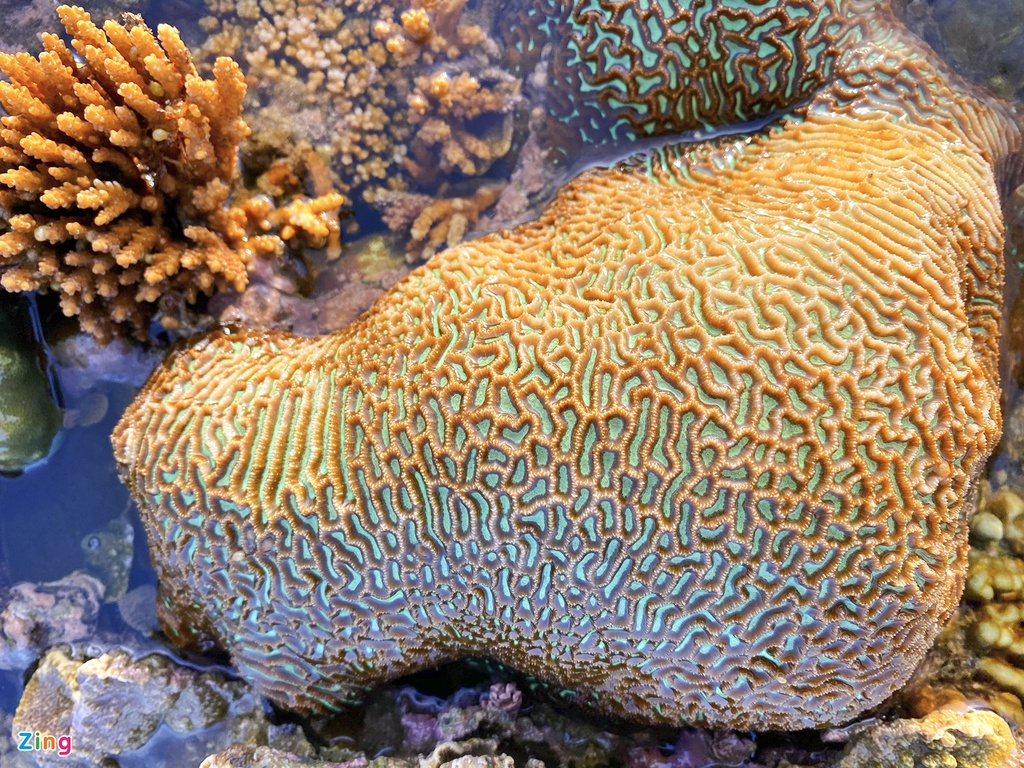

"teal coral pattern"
[506, 0, 851, 146]
[114, 0, 1022, 729]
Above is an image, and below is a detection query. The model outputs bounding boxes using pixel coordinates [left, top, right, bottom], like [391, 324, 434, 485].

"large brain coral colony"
[0, 6, 343, 341]
[114, 0, 1019, 730]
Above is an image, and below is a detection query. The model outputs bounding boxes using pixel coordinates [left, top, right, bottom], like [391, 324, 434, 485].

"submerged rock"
[832, 708, 1017, 768]
[115, 584, 159, 635]
[51, 334, 161, 391]
[12, 647, 272, 767]
[201, 742, 519, 768]
[0, 708, 42, 768]
[80, 518, 134, 602]
[201, 746, 366, 768]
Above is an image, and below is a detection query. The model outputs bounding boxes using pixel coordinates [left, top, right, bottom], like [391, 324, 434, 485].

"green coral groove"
[506, 0, 853, 146]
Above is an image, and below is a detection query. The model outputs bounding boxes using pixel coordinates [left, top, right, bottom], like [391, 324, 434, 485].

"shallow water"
[1, 382, 139, 585]
[0, 373, 156, 686]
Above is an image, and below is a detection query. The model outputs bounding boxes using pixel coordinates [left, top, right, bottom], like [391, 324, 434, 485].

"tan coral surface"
[113, 0, 1020, 731]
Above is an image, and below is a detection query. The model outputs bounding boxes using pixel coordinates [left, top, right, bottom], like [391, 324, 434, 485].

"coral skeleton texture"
[114, 0, 1024, 729]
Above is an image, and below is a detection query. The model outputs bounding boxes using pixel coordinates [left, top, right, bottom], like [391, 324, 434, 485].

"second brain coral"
[0, 6, 343, 341]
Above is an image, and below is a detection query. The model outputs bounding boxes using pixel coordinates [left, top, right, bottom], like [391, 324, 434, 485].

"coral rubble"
[0, 571, 103, 671]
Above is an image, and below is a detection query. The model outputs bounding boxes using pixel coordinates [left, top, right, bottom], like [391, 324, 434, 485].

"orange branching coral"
[272, 194, 347, 259]
[372, 0, 492, 65]
[0, 6, 279, 340]
[379, 184, 501, 260]
[0, 6, 347, 340]
[248, 144, 348, 260]
[406, 70, 520, 183]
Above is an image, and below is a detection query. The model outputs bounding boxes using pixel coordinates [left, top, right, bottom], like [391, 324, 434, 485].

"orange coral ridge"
[114, 0, 1017, 729]
[0, 6, 343, 340]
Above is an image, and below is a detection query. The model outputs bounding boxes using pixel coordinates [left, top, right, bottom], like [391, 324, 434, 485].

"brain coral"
[506, 0, 845, 148]
[113, 0, 1022, 729]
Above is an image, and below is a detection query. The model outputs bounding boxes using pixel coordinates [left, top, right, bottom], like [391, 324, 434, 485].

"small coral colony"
[3, 0, 1024, 741]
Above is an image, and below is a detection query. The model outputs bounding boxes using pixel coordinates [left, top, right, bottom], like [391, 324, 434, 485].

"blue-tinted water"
[0, 383, 139, 583]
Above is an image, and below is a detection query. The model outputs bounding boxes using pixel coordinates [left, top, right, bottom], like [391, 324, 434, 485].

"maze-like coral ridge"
[506, 0, 846, 148]
[114, 0, 1019, 728]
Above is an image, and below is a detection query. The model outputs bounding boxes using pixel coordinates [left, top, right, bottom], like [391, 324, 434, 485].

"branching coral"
[0, 6, 346, 340]
[0, 7, 270, 339]
[241, 192, 347, 261]
[373, 0, 493, 65]
[379, 184, 502, 260]
[199, 0, 520, 252]
[406, 70, 520, 184]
